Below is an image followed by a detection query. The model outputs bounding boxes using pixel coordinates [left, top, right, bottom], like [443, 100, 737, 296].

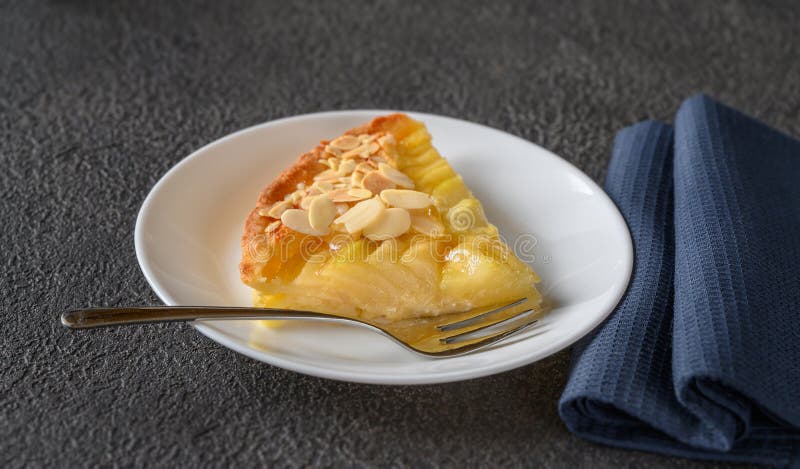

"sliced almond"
[361, 171, 396, 194]
[290, 191, 303, 205]
[312, 180, 335, 193]
[380, 189, 433, 209]
[339, 149, 356, 159]
[355, 162, 375, 173]
[409, 210, 445, 237]
[329, 135, 360, 151]
[347, 188, 373, 199]
[264, 200, 292, 218]
[334, 197, 385, 234]
[281, 209, 329, 236]
[300, 195, 316, 210]
[338, 158, 356, 176]
[350, 171, 365, 187]
[314, 169, 340, 180]
[343, 142, 379, 159]
[335, 203, 349, 215]
[363, 208, 411, 241]
[378, 163, 414, 188]
[308, 195, 337, 230]
[265, 220, 282, 233]
[328, 188, 371, 203]
[324, 145, 343, 157]
[333, 197, 368, 226]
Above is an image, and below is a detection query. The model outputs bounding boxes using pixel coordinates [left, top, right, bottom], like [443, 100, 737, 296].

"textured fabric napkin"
[559, 95, 800, 467]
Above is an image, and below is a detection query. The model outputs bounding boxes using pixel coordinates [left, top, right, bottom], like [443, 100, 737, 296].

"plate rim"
[134, 109, 633, 385]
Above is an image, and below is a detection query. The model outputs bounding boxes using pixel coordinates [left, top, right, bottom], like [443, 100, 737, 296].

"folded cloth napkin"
[559, 94, 800, 467]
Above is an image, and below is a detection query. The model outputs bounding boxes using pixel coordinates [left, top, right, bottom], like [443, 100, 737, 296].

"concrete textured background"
[2, 0, 798, 467]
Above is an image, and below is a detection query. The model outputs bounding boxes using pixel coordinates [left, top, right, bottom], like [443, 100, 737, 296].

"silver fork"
[60, 298, 541, 358]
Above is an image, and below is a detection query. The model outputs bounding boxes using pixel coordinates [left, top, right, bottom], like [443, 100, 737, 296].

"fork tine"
[437, 297, 528, 332]
[439, 308, 537, 344]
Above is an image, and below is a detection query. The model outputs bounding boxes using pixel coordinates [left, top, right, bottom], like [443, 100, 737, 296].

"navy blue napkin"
[559, 95, 800, 467]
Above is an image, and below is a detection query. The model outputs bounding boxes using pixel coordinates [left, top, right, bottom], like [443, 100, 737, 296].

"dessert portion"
[240, 114, 541, 321]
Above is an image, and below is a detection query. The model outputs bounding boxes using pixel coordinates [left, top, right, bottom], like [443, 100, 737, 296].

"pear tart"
[240, 114, 541, 321]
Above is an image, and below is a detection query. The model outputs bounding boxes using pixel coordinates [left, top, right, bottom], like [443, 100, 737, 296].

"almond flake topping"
[327, 188, 370, 203]
[281, 209, 329, 236]
[347, 188, 373, 199]
[264, 200, 292, 218]
[269, 132, 436, 241]
[312, 180, 335, 193]
[358, 134, 376, 144]
[265, 220, 282, 233]
[380, 189, 433, 209]
[340, 144, 369, 160]
[314, 169, 340, 180]
[355, 162, 375, 173]
[324, 145, 343, 157]
[361, 171, 396, 194]
[338, 159, 356, 176]
[308, 196, 337, 230]
[334, 197, 385, 234]
[329, 135, 360, 151]
[378, 164, 413, 188]
[300, 195, 316, 210]
[350, 171, 364, 187]
[363, 207, 411, 241]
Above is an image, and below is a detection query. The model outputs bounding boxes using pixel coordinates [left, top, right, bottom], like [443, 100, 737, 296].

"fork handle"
[61, 306, 329, 329]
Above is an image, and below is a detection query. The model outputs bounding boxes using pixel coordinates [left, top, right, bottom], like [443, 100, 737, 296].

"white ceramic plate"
[135, 110, 632, 385]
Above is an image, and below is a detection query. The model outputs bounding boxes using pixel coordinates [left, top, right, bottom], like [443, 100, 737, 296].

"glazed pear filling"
[241, 115, 541, 321]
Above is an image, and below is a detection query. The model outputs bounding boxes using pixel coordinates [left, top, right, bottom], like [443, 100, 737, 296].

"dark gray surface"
[2, 0, 798, 467]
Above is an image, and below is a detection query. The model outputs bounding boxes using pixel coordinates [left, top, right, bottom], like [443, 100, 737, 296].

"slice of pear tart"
[240, 114, 541, 321]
